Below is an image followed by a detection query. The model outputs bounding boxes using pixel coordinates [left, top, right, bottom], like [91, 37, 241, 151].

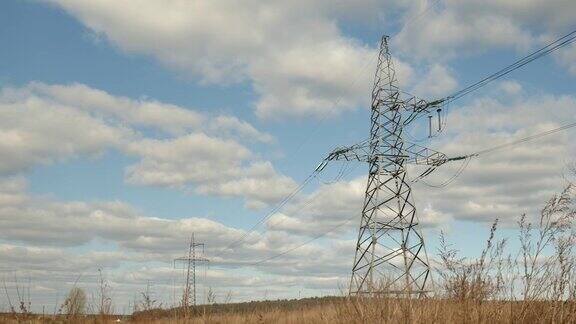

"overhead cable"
[419, 121, 576, 188]
[448, 29, 576, 102]
[248, 216, 356, 266]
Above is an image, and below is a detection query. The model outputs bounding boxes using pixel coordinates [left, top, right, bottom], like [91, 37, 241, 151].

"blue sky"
[1, 0, 575, 312]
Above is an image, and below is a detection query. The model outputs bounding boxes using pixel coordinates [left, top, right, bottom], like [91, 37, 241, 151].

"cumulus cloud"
[20, 82, 273, 142]
[0, 82, 290, 206]
[27, 82, 205, 134]
[411, 64, 458, 97]
[0, 192, 229, 250]
[0, 177, 345, 266]
[393, 0, 576, 61]
[0, 179, 354, 311]
[207, 115, 274, 143]
[413, 92, 576, 224]
[267, 174, 449, 237]
[196, 162, 297, 210]
[125, 136, 296, 207]
[39, 0, 576, 120]
[499, 80, 523, 95]
[125, 134, 252, 186]
[0, 86, 131, 174]
[42, 0, 415, 118]
[556, 42, 576, 75]
[265, 90, 576, 235]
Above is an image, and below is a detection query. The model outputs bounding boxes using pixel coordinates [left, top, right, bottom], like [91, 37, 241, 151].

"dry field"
[2, 297, 576, 323]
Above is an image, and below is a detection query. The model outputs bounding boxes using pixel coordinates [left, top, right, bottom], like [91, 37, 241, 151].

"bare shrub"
[96, 268, 114, 316]
[61, 287, 87, 316]
[436, 219, 507, 302]
[138, 282, 159, 312]
[2, 275, 32, 316]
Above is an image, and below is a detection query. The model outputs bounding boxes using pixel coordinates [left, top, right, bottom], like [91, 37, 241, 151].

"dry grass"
[3, 298, 576, 323]
[134, 299, 576, 323]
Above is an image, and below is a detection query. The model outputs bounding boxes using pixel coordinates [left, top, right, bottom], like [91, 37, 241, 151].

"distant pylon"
[174, 233, 209, 307]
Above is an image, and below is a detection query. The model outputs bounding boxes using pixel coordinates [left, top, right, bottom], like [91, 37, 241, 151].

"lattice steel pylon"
[321, 35, 465, 297]
[351, 35, 430, 297]
[174, 233, 209, 308]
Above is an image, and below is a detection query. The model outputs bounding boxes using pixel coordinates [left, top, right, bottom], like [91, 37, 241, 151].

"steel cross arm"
[322, 140, 460, 167]
[402, 96, 447, 126]
[324, 140, 371, 163]
[174, 256, 210, 262]
[403, 142, 448, 166]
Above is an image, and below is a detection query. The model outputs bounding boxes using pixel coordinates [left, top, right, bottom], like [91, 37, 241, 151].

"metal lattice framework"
[174, 233, 209, 307]
[324, 36, 464, 296]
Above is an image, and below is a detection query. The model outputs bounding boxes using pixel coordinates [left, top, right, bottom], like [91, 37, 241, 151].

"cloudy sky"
[1, 0, 575, 313]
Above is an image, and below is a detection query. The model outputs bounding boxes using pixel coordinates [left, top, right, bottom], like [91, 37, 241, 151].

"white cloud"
[208, 115, 274, 143]
[29, 82, 205, 134]
[0, 176, 27, 205]
[267, 174, 448, 237]
[252, 39, 376, 119]
[125, 136, 296, 207]
[0, 178, 245, 252]
[43, 0, 415, 119]
[411, 64, 458, 97]
[125, 133, 252, 186]
[499, 80, 523, 95]
[393, 0, 576, 61]
[196, 162, 297, 209]
[557, 42, 576, 75]
[24, 82, 274, 142]
[0, 179, 355, 310]
[0, 174, 325, 268]
[40, 0, 576, 120]
[0, 244, 124, 272]
[413, 93, 576, 224]
[0, 82, 287, 206]
[0, 86, 130, 174]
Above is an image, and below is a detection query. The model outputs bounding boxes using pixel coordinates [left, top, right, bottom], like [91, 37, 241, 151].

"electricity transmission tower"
[174, 233, 209, 308]
[323, 36, 464, 296]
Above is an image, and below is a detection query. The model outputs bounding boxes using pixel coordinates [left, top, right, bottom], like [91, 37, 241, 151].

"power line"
[418, 121, 576, 188]
[471, 121, 576, 157]
[248, 215, 356, 266]
[212, 171, 320, 258]
[218, 163, 357, 263]
[448, 29, 576, 102]
[419, 156, 471, 188]
[412, 30, 576, 188]
[399, 0, 441, 32]
[214, 140, 366, 258]
[216, 161, 361, 265]
[283, 52, 378, 165]
[404, 29, 576, 142]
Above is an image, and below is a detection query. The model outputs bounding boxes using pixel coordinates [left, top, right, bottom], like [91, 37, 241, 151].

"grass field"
[2, 296, 576, 323]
